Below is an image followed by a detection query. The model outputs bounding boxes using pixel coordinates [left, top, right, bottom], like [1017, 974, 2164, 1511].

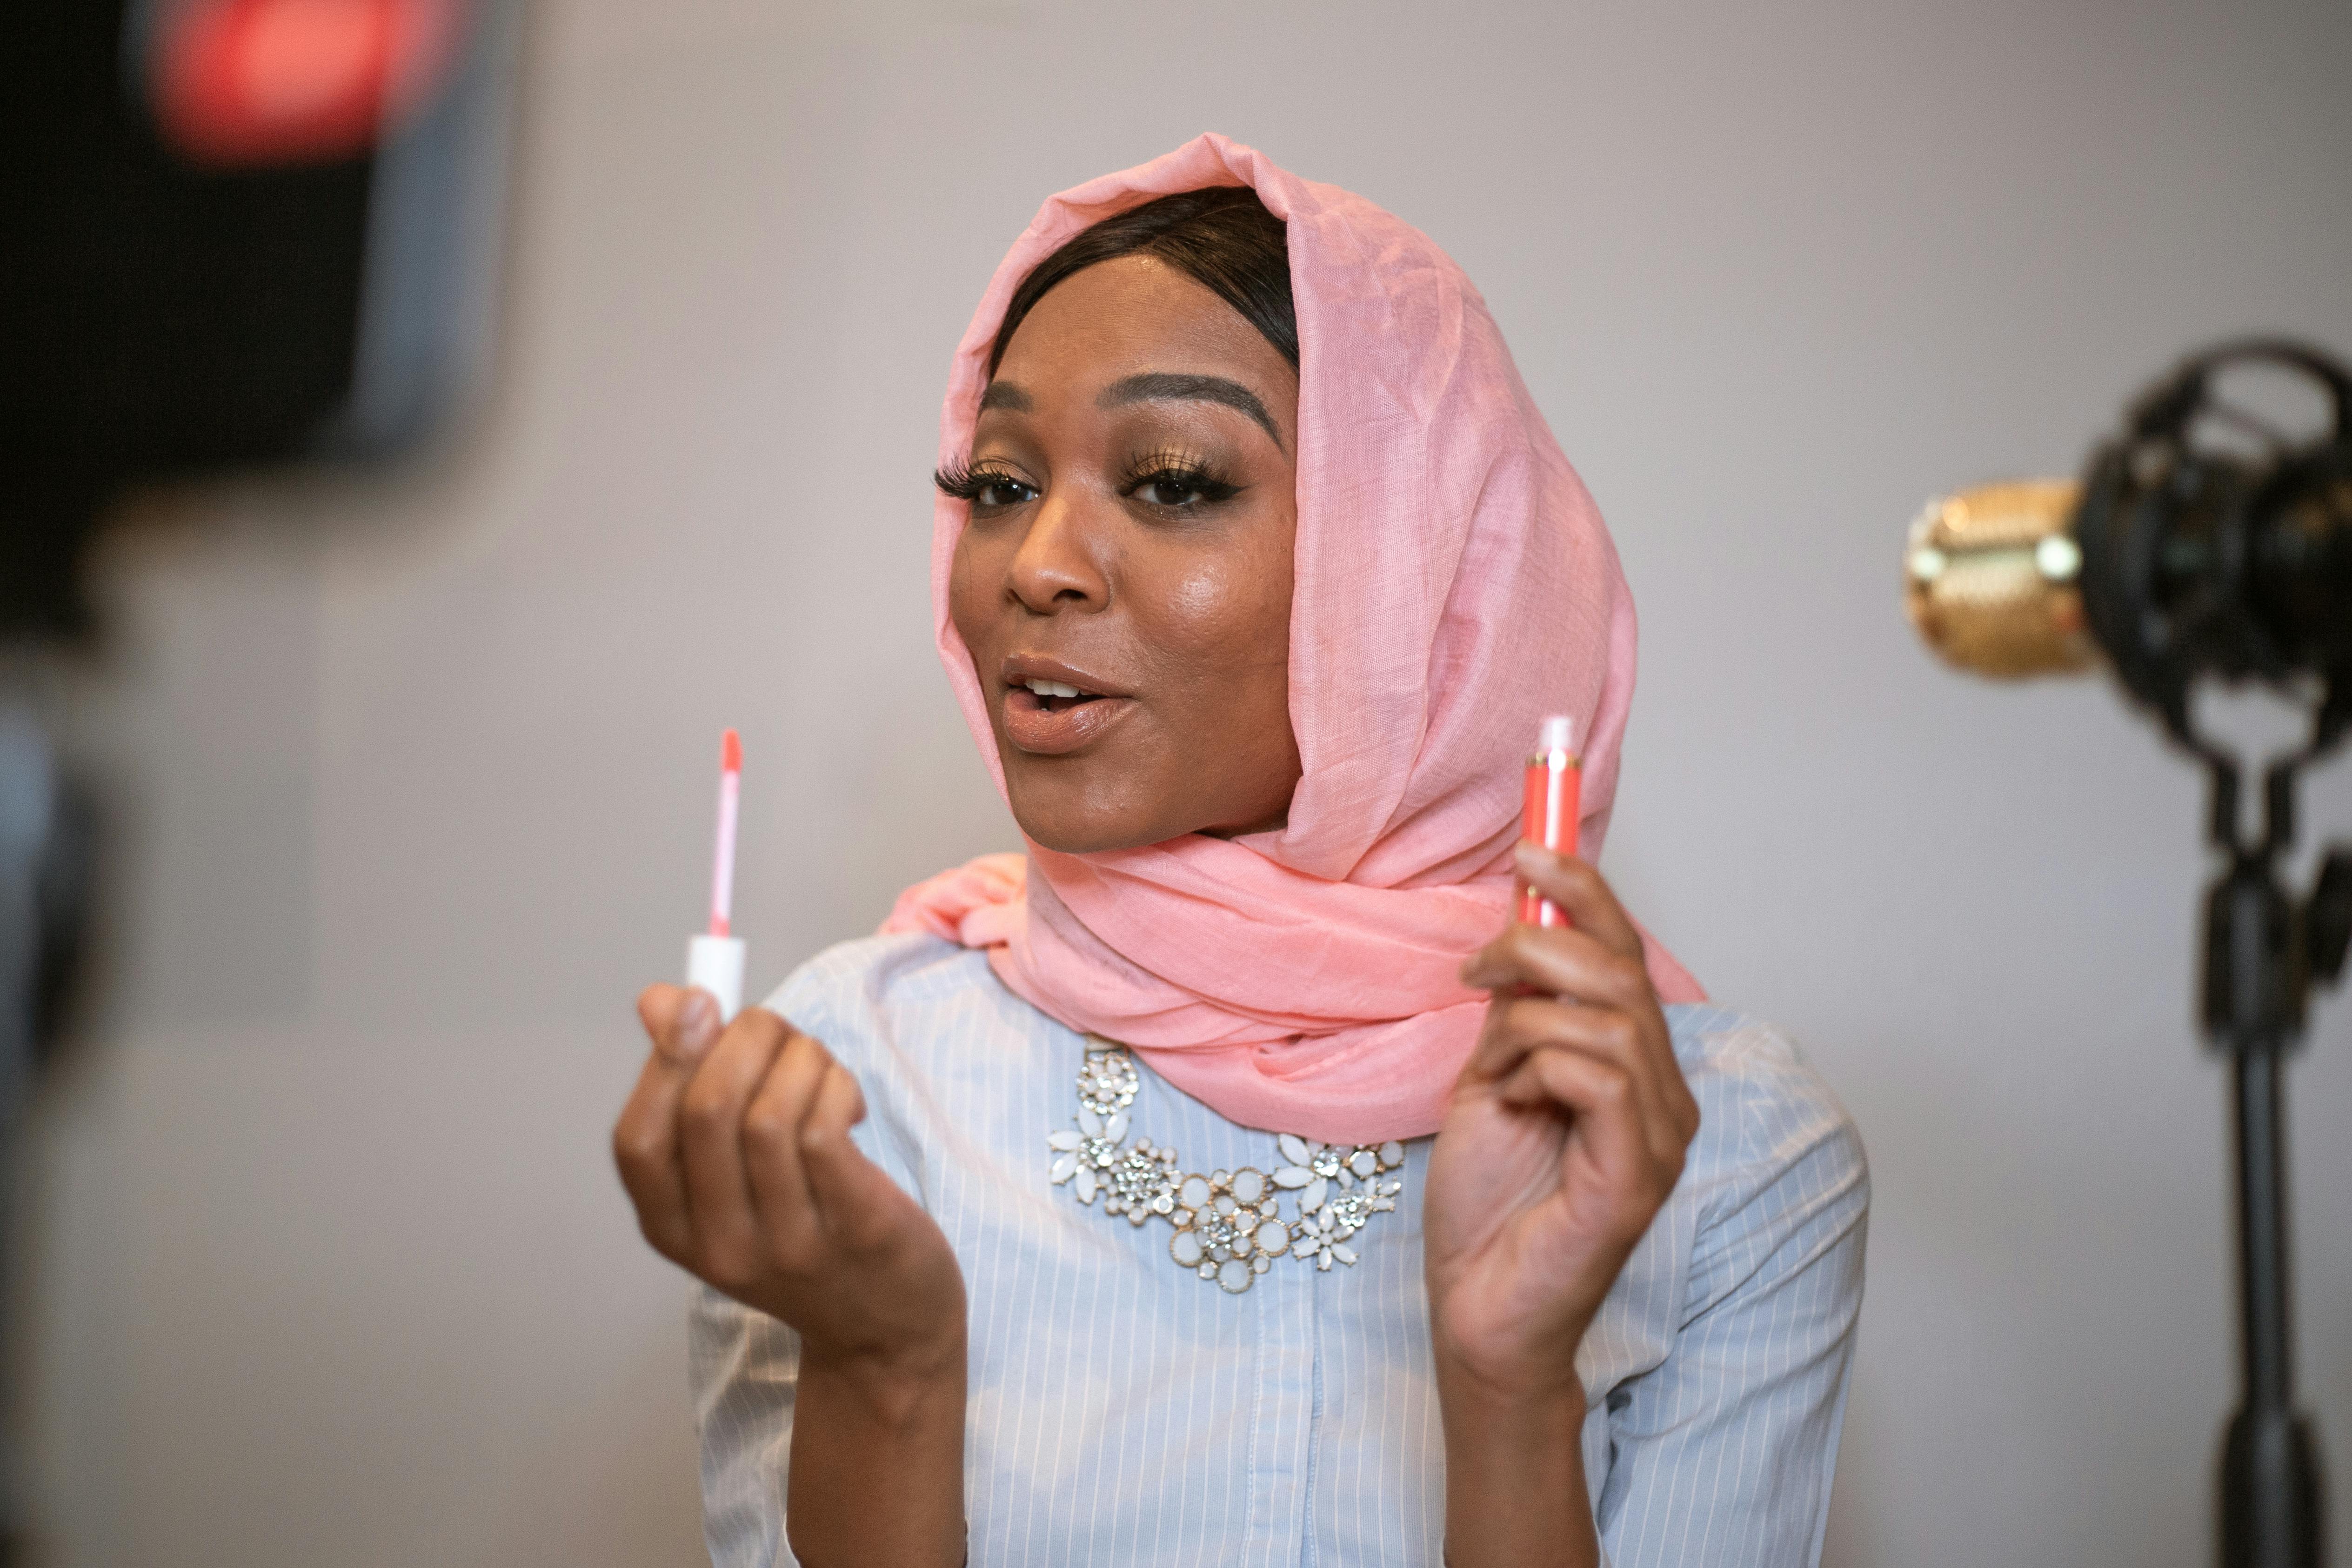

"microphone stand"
[2199, 746, 2346, 1568]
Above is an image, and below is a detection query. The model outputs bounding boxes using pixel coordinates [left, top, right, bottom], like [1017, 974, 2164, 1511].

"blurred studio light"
[0, 0, 518, 635]
[147, 0, 469, 167]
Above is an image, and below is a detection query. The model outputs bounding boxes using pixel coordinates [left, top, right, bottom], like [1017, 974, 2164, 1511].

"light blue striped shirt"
[689, 933, 1868, 1567]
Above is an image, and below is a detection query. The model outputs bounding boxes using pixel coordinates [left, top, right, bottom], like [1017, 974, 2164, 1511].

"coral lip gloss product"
[687, 728, 747, 1021]
[1519, 714, 1580, 927]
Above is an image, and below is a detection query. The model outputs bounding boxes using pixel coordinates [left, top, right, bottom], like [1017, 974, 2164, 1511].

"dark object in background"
[0, 0, 515, 636]
[1904, 343, 2350, 1568]
[0, 4, 514, 1554]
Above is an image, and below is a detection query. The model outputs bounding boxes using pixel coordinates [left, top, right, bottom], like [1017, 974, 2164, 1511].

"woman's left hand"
[1423, 843, 1700, 1400]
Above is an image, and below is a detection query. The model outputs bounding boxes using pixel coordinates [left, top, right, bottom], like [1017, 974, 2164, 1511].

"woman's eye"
[1139, 476, 1203, 507]
[1129, 469, 1234, 509]
[975, 477, 1036, 508]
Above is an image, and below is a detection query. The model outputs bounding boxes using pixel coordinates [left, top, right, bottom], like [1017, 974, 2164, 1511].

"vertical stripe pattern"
[688, 937, 1868, 1568]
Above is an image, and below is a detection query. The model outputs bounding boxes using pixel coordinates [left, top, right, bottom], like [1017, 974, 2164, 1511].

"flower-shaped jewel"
[1273, 1134, 1333, 1212]
[1169, 1168, 1290, 1293]
[1295, 1205, 1360, 1271]
[1047, 1103, 1130, 1204]
[1321, 1178, 1403, 1240]
[1076, 1047, 1140, 1116]
[1103, 1139, 1181, 1224]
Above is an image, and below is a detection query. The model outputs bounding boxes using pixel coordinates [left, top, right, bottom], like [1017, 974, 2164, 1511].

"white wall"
[24, 1, 2352, 1563]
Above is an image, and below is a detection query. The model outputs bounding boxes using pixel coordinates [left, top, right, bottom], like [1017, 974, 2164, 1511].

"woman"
[614, 134, 1866, 1568]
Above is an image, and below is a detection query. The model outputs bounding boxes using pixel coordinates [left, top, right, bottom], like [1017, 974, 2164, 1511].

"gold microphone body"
[1904, 480, 2093, 679]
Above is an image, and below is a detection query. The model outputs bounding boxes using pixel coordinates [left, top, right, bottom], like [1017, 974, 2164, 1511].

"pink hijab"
[884, 133, 1702, 1145]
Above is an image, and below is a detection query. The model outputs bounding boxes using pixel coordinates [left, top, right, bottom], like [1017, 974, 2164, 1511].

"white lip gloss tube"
[686, 728, 746, 1021]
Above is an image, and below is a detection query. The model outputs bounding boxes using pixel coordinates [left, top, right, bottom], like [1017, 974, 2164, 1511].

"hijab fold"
[884, 133, 1701, 1145]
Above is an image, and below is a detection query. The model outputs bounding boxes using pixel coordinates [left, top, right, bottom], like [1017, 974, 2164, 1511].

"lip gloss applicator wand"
[688, 728, 746, 1022]
[1519, 714, 1579, 927]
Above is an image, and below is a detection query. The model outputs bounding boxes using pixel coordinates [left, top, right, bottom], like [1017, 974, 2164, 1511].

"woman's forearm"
[1436, 1351, 1597, 1568]
[787, 1330, 968, 1568]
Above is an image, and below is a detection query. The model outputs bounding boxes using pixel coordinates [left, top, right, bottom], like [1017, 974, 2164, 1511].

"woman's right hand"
[612, 985, 967, 1379]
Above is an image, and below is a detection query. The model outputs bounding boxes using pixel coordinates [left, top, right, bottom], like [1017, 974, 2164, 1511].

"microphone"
[1904, 479, 2092, 678]
[1900, 338, 2352, 1568]
[1902, 340, 2352, 740]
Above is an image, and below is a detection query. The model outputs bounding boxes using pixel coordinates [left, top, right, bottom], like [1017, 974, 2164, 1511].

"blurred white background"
[20, 0, 2352, 1563]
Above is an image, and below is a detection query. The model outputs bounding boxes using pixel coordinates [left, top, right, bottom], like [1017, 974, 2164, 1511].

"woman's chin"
[1011, 817, 1170, 857]
[1004, 788, 1179, 857]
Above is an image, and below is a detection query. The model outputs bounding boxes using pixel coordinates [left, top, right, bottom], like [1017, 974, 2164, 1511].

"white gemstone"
[1273, 1167, 1312, 1188]
[1230, 1168, 1266, 1204]
[1252, 1254, 1271, 1274]
[1277, 1133, 1313, 1167]
[1179, 1175, 1212, 1208]
[1047, 1131, 1082, 1151]
[1075, 1167, 1097, 1203]
[1256, 1221, 1290, 1256]
[1170, 1231, 1203, 1267]
[1378, 1141, 1406, 1168]
[1332, 1244, 1358, 1266]
[1197, 1262, 1216, 1280]
[1301, 1177, 1328, 1212]
[1049, 1153, 1077, 1184]
[1349, 1149, 1378, 1179]
[1104, 1111, 1129, 1143]
[1216, 1259, 1253, 1294]
[1077, 1107, 1102, 1138]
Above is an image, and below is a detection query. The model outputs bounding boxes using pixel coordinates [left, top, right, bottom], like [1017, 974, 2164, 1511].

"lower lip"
[1002, 688, 1134, 755]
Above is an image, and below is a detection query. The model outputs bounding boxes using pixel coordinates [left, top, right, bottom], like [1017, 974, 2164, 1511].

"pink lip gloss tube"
[687, 728, 746, 1021]
[1518, 714, 1579, 927]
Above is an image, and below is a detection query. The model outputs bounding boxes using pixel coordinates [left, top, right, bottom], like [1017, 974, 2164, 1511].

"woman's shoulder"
[1663, 1002, 1869, 1212]
[763, 928, 993, 1014]
[756, 929, 1047, 1080]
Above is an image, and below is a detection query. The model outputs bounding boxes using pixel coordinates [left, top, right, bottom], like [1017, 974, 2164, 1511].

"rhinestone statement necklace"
[1047, 1043, 1408, 1294]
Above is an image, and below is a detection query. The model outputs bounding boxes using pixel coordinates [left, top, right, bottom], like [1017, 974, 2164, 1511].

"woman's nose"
[1006, 490, 1109, 614]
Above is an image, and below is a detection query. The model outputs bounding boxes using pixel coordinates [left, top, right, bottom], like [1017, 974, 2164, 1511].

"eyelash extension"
[1118, 450, 1244, 506]
[932, 459, 1027, 502]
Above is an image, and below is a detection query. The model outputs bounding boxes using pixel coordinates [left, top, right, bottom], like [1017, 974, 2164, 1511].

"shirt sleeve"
[1592, 1037, 1871, 1568]
[690, 1283, 802, 1568]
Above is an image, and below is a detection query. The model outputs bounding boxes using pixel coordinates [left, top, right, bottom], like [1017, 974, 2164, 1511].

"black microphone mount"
[2071, 340, 2352, 1568]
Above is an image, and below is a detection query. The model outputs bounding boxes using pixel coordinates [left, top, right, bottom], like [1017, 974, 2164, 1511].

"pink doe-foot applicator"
[686, 728, 746, 1021]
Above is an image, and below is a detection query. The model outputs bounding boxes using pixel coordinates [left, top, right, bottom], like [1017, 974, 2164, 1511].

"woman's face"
[947, 254, 1302, 855]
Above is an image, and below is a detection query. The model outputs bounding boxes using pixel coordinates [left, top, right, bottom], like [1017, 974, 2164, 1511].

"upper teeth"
[1025, 679, 1084, 699]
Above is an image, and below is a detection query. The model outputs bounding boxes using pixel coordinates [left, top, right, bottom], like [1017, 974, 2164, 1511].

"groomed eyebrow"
[1098, 373, 1283, 449]
[977, 381, 1032, 414]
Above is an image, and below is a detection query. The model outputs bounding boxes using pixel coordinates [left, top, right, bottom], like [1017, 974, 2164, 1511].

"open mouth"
[1000, 671, 1132, 755]
[1013, 676, 1105, 714]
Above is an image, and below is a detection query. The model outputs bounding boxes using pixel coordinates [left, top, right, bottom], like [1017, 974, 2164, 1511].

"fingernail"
[676, 993, 720, 1059]
[1513, 841, 1548, 868]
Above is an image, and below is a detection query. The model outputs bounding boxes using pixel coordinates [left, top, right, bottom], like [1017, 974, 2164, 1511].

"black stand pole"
[2205, 758, 2331, 1568]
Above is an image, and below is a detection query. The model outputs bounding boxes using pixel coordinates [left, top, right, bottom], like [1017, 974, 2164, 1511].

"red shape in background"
[151, 0, 464, 167]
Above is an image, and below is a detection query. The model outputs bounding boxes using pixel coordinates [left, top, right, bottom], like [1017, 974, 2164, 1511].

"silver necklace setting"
[1047, 1043, 1408, 1294]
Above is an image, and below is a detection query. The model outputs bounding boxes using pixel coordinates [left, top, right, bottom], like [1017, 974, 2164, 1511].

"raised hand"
[613, 986, 967, 1567]
[1423, 844, 1700, 1568]
[614, 985, 966, 1369]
